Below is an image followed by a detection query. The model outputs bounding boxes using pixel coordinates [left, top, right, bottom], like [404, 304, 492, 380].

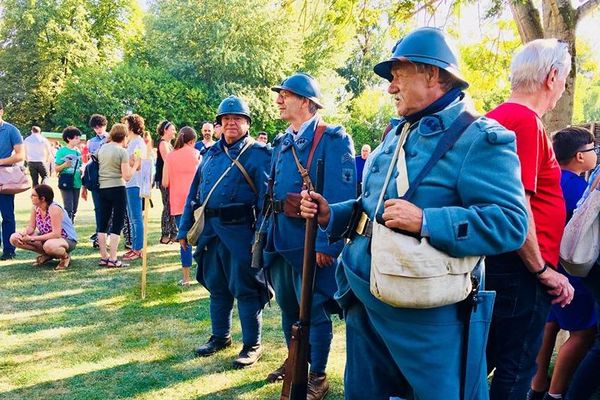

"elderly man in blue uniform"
[177, 96, 271, 368]
[300, 28, 529, 399]
[263, 73, 356, 399]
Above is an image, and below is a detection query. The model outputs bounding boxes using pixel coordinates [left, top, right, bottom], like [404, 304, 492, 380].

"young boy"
[528, 126, 599, 400]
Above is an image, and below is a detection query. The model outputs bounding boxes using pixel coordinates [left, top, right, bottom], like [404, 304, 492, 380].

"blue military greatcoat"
[326, 98, 528, 399]
[264, 116, 357, 297]
[178, 135, 271, 278]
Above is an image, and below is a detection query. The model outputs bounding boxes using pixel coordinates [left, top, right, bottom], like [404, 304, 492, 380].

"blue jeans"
[91, 189, 101, 232]
[0, 193, 16, 255]
[126, 187, 143, 251]
[174, 215, 192, 267]
[566, 266, 600, 400]
[486, 253, 552, 400]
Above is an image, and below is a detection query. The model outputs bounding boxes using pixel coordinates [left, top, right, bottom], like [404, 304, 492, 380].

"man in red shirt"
[485, 39, 575, 400]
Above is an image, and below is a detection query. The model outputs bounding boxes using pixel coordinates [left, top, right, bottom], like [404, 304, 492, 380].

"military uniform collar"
[281, 115, 320, 152]
[210, 134, 251, 155]
[393, 97, 468, 138]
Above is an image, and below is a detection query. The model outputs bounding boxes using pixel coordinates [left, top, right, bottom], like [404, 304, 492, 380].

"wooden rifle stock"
[280, 159, 324, 400]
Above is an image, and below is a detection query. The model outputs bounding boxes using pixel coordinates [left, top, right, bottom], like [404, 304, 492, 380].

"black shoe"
[233, 344, 263, 368]
[527, 389, 547, 400]
[194, 335, 232, 357]
[0, 253, 15, 261]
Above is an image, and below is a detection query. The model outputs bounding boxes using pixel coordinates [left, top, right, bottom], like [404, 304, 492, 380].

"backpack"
[82, 154, 100, 191]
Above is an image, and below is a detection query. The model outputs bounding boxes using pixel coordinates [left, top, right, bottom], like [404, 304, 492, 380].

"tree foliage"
[0, 0, 141, 130]
[53, 63, 211, 138]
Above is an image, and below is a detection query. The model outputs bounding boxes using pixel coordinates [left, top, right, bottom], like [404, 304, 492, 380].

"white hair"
[509, 38, 571, 94]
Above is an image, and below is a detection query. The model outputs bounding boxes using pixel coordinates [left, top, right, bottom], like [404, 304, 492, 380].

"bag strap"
[374, 111, 477, 216]
[199, 139, 254, 208]
[403, 112, 477, 201]
[290, 120, 327, 191]
[223, 137, 258, 194]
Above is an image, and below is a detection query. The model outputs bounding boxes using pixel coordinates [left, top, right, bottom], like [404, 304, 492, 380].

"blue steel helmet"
[373, 27, 468, 89]
[271, 73, 324, 109]
[216, 95, 252, 124]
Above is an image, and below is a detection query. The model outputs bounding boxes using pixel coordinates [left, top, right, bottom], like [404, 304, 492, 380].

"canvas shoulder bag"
[560, 184, 600, 277]
[370, 112, 480, 309]
[187, 139, 254, 245]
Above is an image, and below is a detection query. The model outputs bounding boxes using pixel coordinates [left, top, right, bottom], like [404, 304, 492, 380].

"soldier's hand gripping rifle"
[280, 159, 324, 400]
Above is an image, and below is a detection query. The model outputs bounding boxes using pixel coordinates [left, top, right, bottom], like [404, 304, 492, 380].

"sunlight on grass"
[14, 288, 89, 302]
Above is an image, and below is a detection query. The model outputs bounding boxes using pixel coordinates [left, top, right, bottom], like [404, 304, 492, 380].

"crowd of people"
[1, 26, 600, 400]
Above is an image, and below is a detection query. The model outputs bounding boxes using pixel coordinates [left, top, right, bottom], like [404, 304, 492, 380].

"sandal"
[123, 250, 142, 261]
[54, 254, 71, 271]
[33, 254, 52, 267]
[178, 279, 191, 287]
[160, 236, 171, 245]
[98, 258, 109, 266]
[106, 258, 128, 268]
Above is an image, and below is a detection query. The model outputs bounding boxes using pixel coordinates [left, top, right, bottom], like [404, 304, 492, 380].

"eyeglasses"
[578, 146, 600, 155]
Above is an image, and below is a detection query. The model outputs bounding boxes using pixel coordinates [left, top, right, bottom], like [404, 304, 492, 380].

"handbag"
[187, 139, 254, 245]
[560, 187, 600, 277]
[370, 112, 479, 309]
[58, 159, 79, 190]
[0, 165, 30, 194]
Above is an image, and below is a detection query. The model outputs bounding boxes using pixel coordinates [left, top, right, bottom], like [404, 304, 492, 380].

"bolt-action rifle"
[280, 159, 324, 400]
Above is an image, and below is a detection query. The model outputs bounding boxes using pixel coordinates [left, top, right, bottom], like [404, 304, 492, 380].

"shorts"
[547, 265, 598, 331]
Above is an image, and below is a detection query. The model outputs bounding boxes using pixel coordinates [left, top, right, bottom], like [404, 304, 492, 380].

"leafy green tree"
[0, 0, 140, 131]
[138, 0, 301, 134]
[53, 63, 212, 139]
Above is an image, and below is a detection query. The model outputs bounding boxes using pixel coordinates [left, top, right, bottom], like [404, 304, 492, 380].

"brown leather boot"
[307, 372, 329, 400]
[266, 358, 287, 383]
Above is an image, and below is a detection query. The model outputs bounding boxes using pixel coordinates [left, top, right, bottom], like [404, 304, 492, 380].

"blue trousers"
[197, 237, 263, 346]
[269, 256, 333, 374]
[174, 215, 192, 267]
[126, 187, 143, 251]
[91, 189, 101, 232]
[0, 193, 16, 255]
[566, 266, 600, 400]
[485, 253, 551, 400]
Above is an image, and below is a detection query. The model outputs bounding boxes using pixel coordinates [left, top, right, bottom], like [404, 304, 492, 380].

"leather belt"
[204, 207, 221, 218]
[270, 199, 286, 214]
[355, 212, 373, 238]
[204, 205, 254, 219]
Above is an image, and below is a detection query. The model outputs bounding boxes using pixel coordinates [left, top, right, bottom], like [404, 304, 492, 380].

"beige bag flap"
[371, 222, 478, 278]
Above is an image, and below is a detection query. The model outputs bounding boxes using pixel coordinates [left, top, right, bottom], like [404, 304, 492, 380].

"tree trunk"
[508, 0, 588, 133]
[541, 0, 576, 132]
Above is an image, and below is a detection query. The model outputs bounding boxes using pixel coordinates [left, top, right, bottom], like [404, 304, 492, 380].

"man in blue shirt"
[85, 114, 109, 248]
[195, 121, 215, 154]
[0, 100, 25, 260]
[355, 144, 370, 194]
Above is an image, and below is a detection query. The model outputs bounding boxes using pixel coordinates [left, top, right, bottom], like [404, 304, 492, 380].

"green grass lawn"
[2, 179, 599, 399]
[0, 178, 346, 400]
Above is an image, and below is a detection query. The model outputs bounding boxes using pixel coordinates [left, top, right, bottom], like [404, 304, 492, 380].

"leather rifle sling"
[290, 121, 327, 191]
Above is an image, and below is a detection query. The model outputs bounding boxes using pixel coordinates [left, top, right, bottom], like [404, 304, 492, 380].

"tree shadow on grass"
[0, 354, 273, 400]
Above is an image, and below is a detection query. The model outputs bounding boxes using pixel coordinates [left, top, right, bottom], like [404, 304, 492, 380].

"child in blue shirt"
[529, 126, 599, 400]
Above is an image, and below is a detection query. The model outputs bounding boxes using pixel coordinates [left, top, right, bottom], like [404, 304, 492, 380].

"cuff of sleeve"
[420, 211, 430, 237]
